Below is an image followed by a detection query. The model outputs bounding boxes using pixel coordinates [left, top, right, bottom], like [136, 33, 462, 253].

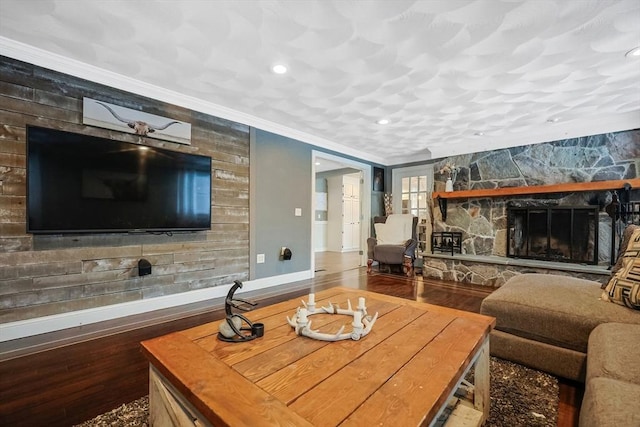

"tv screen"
[27, 126, 211, 234]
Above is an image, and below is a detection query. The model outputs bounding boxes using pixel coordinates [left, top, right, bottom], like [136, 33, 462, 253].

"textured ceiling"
[1, 0, 639, 164]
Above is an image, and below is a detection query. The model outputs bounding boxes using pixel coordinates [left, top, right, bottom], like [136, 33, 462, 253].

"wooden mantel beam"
[433, 178, 640, 199]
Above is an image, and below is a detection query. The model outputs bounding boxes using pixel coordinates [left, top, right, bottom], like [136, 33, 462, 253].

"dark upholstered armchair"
[366, 214, 418, 276]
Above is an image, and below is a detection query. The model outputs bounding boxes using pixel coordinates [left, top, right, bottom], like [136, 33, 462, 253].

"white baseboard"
[0, 270, 313, 342]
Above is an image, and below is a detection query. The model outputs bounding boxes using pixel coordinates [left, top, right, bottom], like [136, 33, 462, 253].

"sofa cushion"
[373, 244, 406, 264]
[586, 323, 640, 384]
[579, 377, 640, 427]
[602, 228, 640, 310]
[480, 274, 640, 354]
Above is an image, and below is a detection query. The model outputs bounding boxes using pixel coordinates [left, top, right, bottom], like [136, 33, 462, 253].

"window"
[392, 165, 434, 254]
[401, 175, 429, 218]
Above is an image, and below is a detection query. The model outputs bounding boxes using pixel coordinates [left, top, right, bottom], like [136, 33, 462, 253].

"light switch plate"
[295, 208, 302, 216]
[257, 254, 265, 263]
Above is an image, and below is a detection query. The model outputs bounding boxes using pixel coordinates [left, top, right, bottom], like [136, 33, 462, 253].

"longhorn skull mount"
[95, 101, 181, 136]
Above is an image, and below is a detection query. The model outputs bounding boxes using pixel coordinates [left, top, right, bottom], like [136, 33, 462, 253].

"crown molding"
[0, 36, 390, 165]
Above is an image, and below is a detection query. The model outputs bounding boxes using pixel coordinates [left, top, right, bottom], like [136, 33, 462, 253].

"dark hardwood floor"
[0, 268, 582, 426]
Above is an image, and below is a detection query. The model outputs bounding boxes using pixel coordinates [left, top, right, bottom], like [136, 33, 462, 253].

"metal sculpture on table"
[217, 280, 264, 342]
[287, 293, 378, 341]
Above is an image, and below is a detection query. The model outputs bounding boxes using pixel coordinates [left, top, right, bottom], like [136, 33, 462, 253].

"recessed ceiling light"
[272, 64, 288, 74]
[474, 131, 485, 136]
[376, 119, 390, 125]
[625, 47, 640, 58]
[547, 117, 560, 123]
[315, 161, 321, 166]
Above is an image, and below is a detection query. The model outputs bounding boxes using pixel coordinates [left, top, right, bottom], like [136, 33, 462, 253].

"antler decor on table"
[287, 293, 378, 341]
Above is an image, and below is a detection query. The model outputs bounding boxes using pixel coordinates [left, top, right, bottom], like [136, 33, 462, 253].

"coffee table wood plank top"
[288, 310, 458, 427]
[342, 317, 489, 426]
[232, 299, 400, 382]
[141, 286, 495, 427]
[256, 304, 427, 404]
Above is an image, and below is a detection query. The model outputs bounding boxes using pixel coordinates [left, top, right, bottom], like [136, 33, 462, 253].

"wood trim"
[433, 179, 640, 199]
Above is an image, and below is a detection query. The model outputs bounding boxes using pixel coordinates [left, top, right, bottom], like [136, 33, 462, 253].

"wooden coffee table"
[141, 287, 495, 426]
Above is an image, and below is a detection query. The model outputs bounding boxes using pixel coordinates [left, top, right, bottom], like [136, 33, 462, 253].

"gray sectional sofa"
[480, 273, 640, 426]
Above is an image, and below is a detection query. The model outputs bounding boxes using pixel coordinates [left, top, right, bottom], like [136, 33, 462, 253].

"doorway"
[311, 151, 371, 276]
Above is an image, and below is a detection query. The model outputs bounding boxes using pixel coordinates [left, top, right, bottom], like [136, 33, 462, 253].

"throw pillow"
[611, 224, 640, 274]
[602, 228, 640, 310]
[603, 224, 640, 289]
[373, 223, 389, 245]
[374, 215, 414, 245]
[385, 214, 414, 241]
[375, 223, 405, 245]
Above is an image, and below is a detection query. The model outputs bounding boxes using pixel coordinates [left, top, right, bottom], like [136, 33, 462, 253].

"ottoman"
[480, 273, 640, 382]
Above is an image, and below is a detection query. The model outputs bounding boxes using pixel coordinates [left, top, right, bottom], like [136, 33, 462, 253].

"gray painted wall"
[249, 130, 386, 280]
[250, 129, 313, 279]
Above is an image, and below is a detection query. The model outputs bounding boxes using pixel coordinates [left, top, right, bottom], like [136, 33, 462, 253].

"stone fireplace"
[421, 129, 639, 287]
[507, 206, 598, 265]
[423, 196, 615, 287]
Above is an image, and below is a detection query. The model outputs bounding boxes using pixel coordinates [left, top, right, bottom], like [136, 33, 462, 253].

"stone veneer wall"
[424, 130, 640, 286]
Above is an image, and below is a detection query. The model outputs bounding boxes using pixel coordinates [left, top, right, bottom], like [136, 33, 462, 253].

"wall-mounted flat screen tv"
[27, 126, 212, 234]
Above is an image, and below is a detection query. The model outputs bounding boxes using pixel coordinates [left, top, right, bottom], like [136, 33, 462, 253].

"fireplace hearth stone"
[422, 253, 609, 288]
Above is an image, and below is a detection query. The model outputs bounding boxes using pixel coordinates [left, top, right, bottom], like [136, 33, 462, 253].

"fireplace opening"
[507, 206, 598, 264]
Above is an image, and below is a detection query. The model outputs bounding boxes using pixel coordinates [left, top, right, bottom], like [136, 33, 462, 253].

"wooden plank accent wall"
[0, 56, 250, 324]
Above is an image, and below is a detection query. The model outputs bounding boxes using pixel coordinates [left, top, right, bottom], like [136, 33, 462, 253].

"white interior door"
[350, 196, 361, 249]
[342, 193, 360, 251]
[338, 173, 360, 252]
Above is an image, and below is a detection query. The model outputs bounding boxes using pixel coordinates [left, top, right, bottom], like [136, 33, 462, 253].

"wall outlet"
[280, 247, 287, 256]
[257, 253, 265, 263]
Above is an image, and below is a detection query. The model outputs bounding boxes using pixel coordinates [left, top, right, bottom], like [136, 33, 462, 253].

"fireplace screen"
[507, 206, 598, 264]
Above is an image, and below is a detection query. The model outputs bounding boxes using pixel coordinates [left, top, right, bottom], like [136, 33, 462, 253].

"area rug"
[75, 357, 558, 426]
[477, 357, 559, 426]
